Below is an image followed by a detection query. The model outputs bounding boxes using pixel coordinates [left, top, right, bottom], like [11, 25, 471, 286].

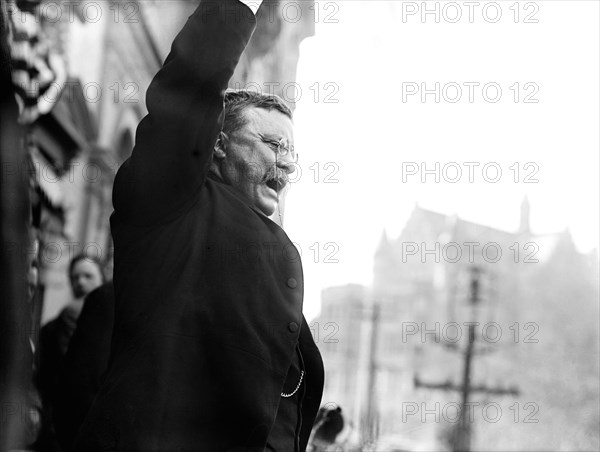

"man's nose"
[277, 160, 296, 174]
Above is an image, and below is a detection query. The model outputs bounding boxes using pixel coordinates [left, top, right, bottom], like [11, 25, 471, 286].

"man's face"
[218, 108, 295, 217]
[70, 260, 103, 299]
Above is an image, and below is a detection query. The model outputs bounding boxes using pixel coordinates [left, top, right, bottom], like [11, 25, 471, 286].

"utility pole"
[455, 267, 480, 452]
[361, 301, 381, 449]
[414, 266, 519, 452]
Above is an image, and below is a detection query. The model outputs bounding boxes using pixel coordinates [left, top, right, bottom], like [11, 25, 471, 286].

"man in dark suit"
[73, 1, 324, 451]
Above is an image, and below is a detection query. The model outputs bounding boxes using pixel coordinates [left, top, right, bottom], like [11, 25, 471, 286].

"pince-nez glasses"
[260, 136, 298, 163]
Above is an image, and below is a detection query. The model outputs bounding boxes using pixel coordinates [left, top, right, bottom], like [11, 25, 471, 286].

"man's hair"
[222, 89, 292, 136]
[69, 253, 105, 282]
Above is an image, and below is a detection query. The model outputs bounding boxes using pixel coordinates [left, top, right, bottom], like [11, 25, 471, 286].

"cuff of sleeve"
[239, 0, 262, 15]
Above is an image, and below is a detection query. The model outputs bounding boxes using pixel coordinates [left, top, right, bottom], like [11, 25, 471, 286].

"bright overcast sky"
[283, 1, 600, 321]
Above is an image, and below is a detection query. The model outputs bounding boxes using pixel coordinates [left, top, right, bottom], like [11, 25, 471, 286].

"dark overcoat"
[55, 282, 115, 451]
[73, 1, 324, 451]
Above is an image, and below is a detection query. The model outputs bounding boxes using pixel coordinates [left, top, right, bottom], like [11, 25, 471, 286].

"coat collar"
[206, 171, 283, 229]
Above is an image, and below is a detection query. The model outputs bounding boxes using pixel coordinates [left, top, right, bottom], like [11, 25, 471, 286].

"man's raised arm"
[113, 0, 261, 224]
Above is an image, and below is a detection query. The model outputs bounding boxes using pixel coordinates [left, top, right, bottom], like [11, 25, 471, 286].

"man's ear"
[213, 132, 227, 159]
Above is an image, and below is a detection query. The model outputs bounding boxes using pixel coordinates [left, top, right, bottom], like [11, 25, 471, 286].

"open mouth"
[265, 172, 288, 194]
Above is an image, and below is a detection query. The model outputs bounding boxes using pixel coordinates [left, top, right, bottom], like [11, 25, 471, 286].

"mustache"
[262, 165, 289, 184]
[228, 161, 289, 184]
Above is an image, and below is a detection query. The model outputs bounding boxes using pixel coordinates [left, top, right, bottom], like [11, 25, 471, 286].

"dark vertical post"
[453, 267, 481, 452]
[0, 4, 31, 449]
[363, 301, 380, 447]
[454, 322, 475, 451]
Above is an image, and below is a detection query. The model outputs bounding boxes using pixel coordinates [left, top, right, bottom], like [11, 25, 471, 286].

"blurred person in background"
[35, 254, 104, 451]
[308, 405, 352, 452]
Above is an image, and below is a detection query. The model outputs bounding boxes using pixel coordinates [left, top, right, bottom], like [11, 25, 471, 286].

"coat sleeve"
[113, 0, 257, 225]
